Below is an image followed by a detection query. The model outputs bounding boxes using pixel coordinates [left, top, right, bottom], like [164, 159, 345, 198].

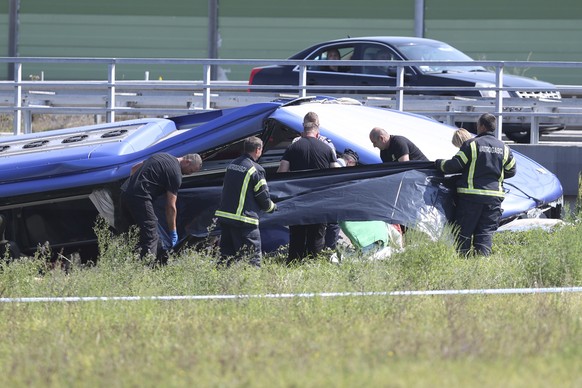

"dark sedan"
[248, 36, 564, 142]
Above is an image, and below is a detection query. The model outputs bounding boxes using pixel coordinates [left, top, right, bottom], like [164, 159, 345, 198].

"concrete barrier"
[511, 144, 582, 196]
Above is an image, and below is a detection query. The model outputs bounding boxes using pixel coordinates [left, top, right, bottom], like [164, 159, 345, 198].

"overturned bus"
[0, 97, 563, 261]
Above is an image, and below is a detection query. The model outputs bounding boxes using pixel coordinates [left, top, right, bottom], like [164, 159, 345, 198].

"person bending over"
[119, 153, 202, 261]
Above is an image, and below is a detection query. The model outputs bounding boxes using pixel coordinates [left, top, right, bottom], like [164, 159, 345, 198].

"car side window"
[358, 45, 400, 76]
[306, 46, 355, 73]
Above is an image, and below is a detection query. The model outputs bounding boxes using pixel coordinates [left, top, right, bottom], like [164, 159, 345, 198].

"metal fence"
[2, 57, 582, 143]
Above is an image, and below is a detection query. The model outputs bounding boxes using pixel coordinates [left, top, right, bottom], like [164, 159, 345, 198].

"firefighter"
[435, 113, 516, 256]
[215, 136, 277, 267]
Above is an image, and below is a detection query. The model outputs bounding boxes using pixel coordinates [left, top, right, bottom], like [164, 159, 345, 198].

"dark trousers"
[288, 224, 326, 263]
[219, 223, 262, 267]
[324, 223, 341, 250]
[120, 192, 160, 259]
[455, 198, 502, 256]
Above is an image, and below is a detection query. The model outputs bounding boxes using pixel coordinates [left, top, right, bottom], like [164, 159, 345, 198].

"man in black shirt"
[292, 111, 341, 251]
[120, 152, 202, 260]
[369, 127, 428, 162]
[278, 112, 340, 263]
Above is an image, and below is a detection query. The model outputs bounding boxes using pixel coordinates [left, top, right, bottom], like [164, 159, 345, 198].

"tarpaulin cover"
[165, 163, 455, 251]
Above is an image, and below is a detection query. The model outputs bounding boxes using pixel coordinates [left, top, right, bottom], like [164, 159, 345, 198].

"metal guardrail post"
[396, 65, 405, 111]
[107, 62, 116, 123]
[530, 115, 540, 144]
[23, 110, 32, 134]
[203, 64, 211, 110]
[298, 65, 307, 98]
[495, 64, 504, 140]
[13, 62, 22, 135]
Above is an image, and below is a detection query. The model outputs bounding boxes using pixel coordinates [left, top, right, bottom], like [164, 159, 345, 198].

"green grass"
[1, 219, 581, 387]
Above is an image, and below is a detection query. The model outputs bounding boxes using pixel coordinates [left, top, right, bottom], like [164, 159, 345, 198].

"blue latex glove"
[171, 230, 179, 247]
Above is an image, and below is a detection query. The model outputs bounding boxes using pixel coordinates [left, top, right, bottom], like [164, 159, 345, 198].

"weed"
[0, 214, 581, 386]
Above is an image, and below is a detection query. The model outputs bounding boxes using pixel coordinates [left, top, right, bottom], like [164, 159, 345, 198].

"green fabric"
[339, 221, 388, 249]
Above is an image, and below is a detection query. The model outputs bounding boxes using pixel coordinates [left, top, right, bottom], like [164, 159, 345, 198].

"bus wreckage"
[0, 97, 563, 261]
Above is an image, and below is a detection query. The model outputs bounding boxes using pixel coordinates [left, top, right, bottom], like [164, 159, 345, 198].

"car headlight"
[476, 82, 511, 98]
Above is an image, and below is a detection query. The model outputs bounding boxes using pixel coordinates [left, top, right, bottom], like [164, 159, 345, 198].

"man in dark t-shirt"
[120, 152, 202, 260]
[280, 137, 337, 171]
[369, 127, 428, 162]
[278, 112, 340, 263]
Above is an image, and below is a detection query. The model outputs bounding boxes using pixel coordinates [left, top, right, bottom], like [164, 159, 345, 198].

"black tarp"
[167, 163, 455, 251]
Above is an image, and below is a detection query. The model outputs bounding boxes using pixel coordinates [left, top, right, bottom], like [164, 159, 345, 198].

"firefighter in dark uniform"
[215, 136, 277, 267]
[435, 113, 516, 256]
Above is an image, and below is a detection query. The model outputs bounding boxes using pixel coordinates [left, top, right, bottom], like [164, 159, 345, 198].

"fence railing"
[2, 57, 582, 143]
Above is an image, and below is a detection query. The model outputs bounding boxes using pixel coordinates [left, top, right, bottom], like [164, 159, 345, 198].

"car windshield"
[394, 42, 486, 74]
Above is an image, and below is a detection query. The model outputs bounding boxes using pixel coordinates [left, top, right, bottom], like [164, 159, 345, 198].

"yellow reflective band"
[458, 188, 505, 197]
[498, 145, 509, 191]
[505, 147, 516, 170]
[267, 201, 275, 212]
[235, 166, 256, 216]
[214, 210, 259, 225]
[467, 142, 477, 189]
[254, 178, 266, 192]
[438, 159, 446, 171]
[457, 150, 468, 164]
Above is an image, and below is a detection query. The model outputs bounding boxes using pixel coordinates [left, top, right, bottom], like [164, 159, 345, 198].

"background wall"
[1, 0, 582, 83]
[511, 144, 582, 197]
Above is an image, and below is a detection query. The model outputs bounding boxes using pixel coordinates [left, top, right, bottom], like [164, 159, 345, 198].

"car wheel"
[505, 131, 531, 143]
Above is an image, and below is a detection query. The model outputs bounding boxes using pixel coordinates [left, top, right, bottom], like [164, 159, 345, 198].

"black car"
[248, 36, 563, 142]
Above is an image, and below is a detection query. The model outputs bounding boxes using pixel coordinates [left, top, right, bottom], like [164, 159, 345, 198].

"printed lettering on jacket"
[478, 145, 504, 155]
[227, 164, 248, 173]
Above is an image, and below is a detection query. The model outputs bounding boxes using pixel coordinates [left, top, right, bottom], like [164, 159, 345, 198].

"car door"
[300, 43, 417, 94]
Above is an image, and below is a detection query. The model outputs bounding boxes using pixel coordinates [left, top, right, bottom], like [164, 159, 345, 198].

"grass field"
[1, 217, 581, 387]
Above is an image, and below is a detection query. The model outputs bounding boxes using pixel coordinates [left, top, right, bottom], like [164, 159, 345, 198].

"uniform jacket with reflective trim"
[215, 154, 276, 226]
[437, 132, 516, 204]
